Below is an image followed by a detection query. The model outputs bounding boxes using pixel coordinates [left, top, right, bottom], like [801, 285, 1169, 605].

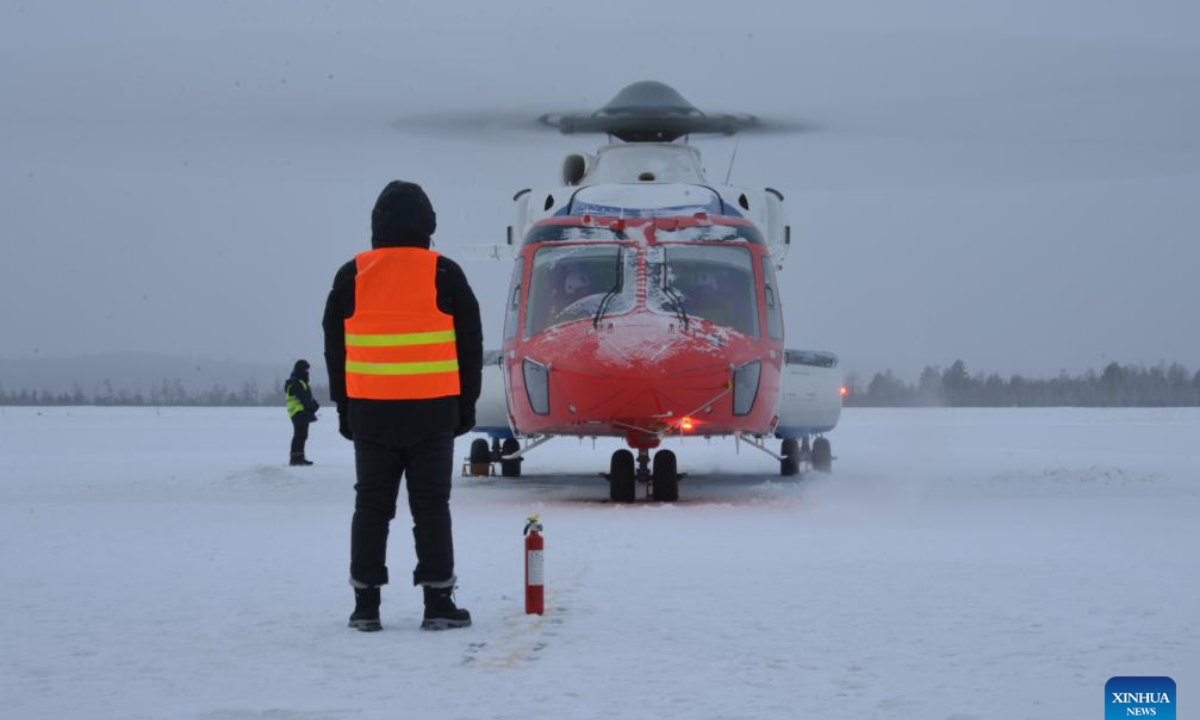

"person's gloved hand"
[454, 403, 476, 438]
[337, 402, 353, 441]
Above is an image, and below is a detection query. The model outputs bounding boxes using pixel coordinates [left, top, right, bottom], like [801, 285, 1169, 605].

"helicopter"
[460, 81, 843, 502]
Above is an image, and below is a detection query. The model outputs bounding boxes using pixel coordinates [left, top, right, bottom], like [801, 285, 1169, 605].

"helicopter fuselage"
[501, 211, 784, 449]
[466, 83, 840, 496]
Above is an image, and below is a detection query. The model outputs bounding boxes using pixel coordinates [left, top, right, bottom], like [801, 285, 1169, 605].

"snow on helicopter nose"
[525, 312, 747, 426]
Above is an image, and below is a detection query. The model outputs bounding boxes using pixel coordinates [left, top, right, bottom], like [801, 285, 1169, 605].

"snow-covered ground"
[1, 407, 1196, 719]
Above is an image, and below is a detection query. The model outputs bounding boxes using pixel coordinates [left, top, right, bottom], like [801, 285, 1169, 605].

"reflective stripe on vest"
[285, 379, 308, 418]
[344, 247, 461, 400]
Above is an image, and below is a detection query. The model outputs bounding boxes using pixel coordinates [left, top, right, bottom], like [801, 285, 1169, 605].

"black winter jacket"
[323, 240, 484, 436]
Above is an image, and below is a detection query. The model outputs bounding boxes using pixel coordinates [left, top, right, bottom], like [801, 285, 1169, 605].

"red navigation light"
[839, 386, 849, 398]
[680, 417, 695, 433]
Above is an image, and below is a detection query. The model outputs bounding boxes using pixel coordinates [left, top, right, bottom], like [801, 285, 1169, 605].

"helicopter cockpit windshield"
[525, 244, 636, 337]
[648, 244, 760, 337]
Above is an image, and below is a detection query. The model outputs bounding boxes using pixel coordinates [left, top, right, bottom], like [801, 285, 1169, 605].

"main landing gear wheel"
[651, 450, 679, 502]
[812, 437, 833, 473]
[500, 438, 522, 477]
[469, 438, 490, 464]
[466, 438, 491, 476]
[609, 449, 636, 503]
[780, 439, 800, 477]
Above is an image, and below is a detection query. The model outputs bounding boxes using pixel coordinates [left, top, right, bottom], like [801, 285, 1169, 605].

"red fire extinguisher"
[524, 515, 544, 615]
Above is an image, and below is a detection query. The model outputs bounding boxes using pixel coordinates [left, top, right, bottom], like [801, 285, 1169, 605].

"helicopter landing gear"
[466, 438, 492, 476]
[462, 436, 530, 478]
[776, 435, 832, 475]
[499, 438, 523, 477]
[651, 450, 679, 502]
[609, 449, 636, 503]
[780, 438, 800, 477]
[607, 447, 681, 503]
[811, 436, 833, 473]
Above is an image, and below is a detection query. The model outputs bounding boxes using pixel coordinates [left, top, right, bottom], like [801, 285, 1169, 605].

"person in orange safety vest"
[323, 181, 482, 632]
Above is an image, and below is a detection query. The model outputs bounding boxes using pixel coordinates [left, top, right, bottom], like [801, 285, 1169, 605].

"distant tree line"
[5, 361, 1200, 408]
[0, 378, 332, 407]
[845, 361, 1200, 407]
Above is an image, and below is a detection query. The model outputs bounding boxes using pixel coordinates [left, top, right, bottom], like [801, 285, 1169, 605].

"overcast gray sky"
[2, 0, 1198, 380]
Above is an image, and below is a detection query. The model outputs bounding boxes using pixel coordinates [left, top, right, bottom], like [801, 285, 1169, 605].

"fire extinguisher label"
[527, 550, 544, 586]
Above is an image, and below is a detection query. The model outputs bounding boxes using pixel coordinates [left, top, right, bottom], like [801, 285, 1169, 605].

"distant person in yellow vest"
[284, 359, 319, 466]
[323, 181, 483, 632]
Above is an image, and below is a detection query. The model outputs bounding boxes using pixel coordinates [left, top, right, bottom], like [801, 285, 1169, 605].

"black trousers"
[290, 415, 310, 458]
[350, 429, 455, 587]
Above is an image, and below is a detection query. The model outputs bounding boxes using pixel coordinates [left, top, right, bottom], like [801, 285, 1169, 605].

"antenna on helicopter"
[724, 134, 742, 185]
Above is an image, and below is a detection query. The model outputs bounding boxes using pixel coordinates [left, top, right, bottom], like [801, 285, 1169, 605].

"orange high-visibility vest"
[344, 247, 461, 400]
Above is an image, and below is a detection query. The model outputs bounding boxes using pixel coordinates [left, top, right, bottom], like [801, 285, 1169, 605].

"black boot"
[421, 585, 471, 631]
[290, 453, 313, 466]
[348, 587, 381, 632]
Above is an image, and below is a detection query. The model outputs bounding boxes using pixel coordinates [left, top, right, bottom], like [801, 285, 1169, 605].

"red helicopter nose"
[520, 311, 769, 435]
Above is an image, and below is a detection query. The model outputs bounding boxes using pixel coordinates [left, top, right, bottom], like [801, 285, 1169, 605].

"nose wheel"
[608, 449, 636, 502]
[607, 448, 681, 503]
[651, 450, 679, 502]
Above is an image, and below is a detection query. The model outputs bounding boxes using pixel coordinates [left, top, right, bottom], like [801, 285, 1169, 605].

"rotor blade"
[391, 109, 576, 138]
[541, 111, 819, 141]
[738, 116, 822, 135]
[394, 108, 818, 141]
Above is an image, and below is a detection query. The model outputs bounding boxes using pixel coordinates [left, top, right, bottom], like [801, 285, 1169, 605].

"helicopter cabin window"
[503, 257, 524, 341]
[648, 245, 760, 338]
[525, 245, 634, 338]
[762, 257, 784, 340]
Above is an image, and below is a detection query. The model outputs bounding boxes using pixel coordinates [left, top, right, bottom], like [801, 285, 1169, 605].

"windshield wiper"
[662, 284, 690, 330]
[647, 254, 691, 330]
[592, 250, 624, 329]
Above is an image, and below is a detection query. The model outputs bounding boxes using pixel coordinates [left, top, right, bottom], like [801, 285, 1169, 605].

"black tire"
[609, 449, 636, 503]
[812, 437, 832, 473]
[500, 438, 522, 477]
[651, 450, 679, 502]
[780, 438, 800, 476]
[469, 438, 491, 465]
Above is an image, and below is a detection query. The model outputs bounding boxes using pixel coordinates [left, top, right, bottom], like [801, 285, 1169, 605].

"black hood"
[291, 359, 310, 381]
[371, 180, 437, 249]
